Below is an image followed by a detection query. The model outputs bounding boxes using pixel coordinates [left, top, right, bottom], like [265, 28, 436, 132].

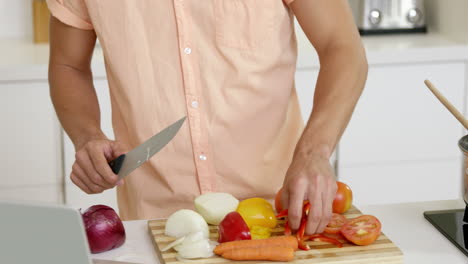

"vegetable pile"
[162, 182, 383, 262]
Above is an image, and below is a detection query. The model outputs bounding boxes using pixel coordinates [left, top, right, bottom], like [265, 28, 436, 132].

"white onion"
[161, 236, 185, 252]
[165, 210, 209, 239]
[177, 238, 216, 259]
[173, 232, 206, 252]
[194, 193, 239, 225]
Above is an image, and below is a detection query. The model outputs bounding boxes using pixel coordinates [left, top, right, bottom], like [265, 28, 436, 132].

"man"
[47, 0, 367, 235]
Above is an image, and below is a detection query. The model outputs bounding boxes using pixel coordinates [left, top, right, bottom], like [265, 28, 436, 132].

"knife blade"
[108, 116, 186, 180]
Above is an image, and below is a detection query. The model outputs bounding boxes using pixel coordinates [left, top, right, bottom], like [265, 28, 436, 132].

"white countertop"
[92, 199, 467, 264]
[1, 31, 468, 82]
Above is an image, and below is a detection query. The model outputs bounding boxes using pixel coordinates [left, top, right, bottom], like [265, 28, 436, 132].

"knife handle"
[109, 154, 126, 174]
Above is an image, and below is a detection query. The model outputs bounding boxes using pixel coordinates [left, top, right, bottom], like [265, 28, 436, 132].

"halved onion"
[176, 239, 216, 259]
[161, 236, 185, 252]
[165, 210, 209, 239]
[194, 193, 239, 225]
[173, 232, 206, 252]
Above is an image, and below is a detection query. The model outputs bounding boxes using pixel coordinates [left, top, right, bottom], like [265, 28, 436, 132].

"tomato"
[332, 182, 353, 214]
[341, 215, 382, 246]
[275, 188, 283, 213]
[324, 213, 348, 234]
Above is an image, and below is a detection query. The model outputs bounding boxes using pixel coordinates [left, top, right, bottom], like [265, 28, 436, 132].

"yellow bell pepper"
[236, 198, 277, 229]
[250, 225, 272, 240]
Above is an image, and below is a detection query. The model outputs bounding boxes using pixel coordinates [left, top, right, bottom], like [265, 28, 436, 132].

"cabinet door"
[0, 81, 61, 203]
[338, 62, 466, 205]
[63, 79, 119, 212]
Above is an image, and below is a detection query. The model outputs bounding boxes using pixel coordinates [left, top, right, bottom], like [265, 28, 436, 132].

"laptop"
[0, 201, 135, 264]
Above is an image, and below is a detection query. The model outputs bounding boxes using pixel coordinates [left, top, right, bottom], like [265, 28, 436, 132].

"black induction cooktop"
[424, 207, 468, 257]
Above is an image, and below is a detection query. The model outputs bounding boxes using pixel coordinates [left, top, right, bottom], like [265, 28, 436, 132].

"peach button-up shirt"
[47, 0, 304, 220]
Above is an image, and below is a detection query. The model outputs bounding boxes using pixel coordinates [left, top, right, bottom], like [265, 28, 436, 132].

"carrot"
[214, 236, 298, 255]
[222, 246, 295, 262]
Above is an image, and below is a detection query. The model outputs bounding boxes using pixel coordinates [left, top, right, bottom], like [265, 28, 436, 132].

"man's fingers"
[76, 150, 110, 189]
[281, 186, 290, 211]
[306, 185, 322, 235]
[317, 190, 332, 233]
[317, 179, 337, 232]
[70, 173, 92, 194]
[72, 163, 104, 194]
[89, 146, 118, 186]
[287, 183, 307, 230]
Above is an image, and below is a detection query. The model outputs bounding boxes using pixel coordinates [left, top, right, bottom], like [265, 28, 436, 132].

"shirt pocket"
[214, 0, 275, 51]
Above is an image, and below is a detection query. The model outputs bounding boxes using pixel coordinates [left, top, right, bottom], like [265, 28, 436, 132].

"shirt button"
[191, 100, 199, 108]
[199, 154, 207, 161]
[184, 47, 192, 54]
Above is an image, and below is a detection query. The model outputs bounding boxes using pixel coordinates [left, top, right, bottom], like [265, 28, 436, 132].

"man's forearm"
[49, 64, 105, 150]
[296, 44, 368, 158]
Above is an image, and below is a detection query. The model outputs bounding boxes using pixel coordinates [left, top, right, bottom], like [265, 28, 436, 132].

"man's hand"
[281, 145, 337, 235]
[71, 139, 125, 194]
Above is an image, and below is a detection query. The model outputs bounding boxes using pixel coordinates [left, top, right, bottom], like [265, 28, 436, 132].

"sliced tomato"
[341, 215, 382, 246]
[324, 213, 348, 234]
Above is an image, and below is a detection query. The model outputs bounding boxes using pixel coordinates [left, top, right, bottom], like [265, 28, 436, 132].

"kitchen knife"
[108, 116, 186, 180]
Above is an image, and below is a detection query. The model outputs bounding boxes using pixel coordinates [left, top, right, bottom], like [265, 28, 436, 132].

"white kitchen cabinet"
[63, 79, 119, 212]
[338, 62, 466, 205]
[0, 81, 62, 203]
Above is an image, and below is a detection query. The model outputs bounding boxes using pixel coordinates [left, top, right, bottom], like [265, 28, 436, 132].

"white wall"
[0, 0, 32, 38]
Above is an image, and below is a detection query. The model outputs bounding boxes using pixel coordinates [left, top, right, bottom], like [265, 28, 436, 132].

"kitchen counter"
[92, 199, 467, 264]
[2, 31, 468, 82]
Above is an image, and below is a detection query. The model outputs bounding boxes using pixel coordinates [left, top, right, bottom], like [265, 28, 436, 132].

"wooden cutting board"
[148, 206, 403, 264]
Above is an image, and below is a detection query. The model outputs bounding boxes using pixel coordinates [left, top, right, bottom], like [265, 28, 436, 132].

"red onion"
[81, 205, 126, 254]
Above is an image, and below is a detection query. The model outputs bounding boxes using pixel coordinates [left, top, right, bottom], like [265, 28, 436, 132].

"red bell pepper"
[298, 239, 310, 251]
[284, 220, 292, 236]
[303, 234, 343, 248]
[218, 211, 252, 243]
[276, 209, 288, 219]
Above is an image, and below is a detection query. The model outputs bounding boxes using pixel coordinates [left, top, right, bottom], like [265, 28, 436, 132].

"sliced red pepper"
[296, 217, 307, 241]
[276, 209, 288, 219]
[303, 202, 311, 217]
[303, 234, 343, 248]
[298, 239, 310, 251]
[284, 220, 292, 236]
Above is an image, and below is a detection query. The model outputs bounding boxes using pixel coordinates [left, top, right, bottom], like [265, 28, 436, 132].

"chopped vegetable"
[284, 220, 292, 236]
[221, 246, 295, 262]
[218, 211, 251, 243]
[161, 236, 185, 252]
[341, 215, 382, 246]
[165, 209, 209, 239]
[250, 225, 272, 240]
[276, 209, 288, 219]
[173, 232, 206, 252]
[214, 236, 298, 255]
[176, 238, 216, 259]
[236, 198, 277, 229]
[303, 234, 343, 248]
[194, 192, 239, 225]
[324, 213, 348, 234]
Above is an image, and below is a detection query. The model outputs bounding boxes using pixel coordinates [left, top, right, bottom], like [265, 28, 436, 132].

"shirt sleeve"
[283, 0, 295, 5]
[46, 0, 93, 30]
